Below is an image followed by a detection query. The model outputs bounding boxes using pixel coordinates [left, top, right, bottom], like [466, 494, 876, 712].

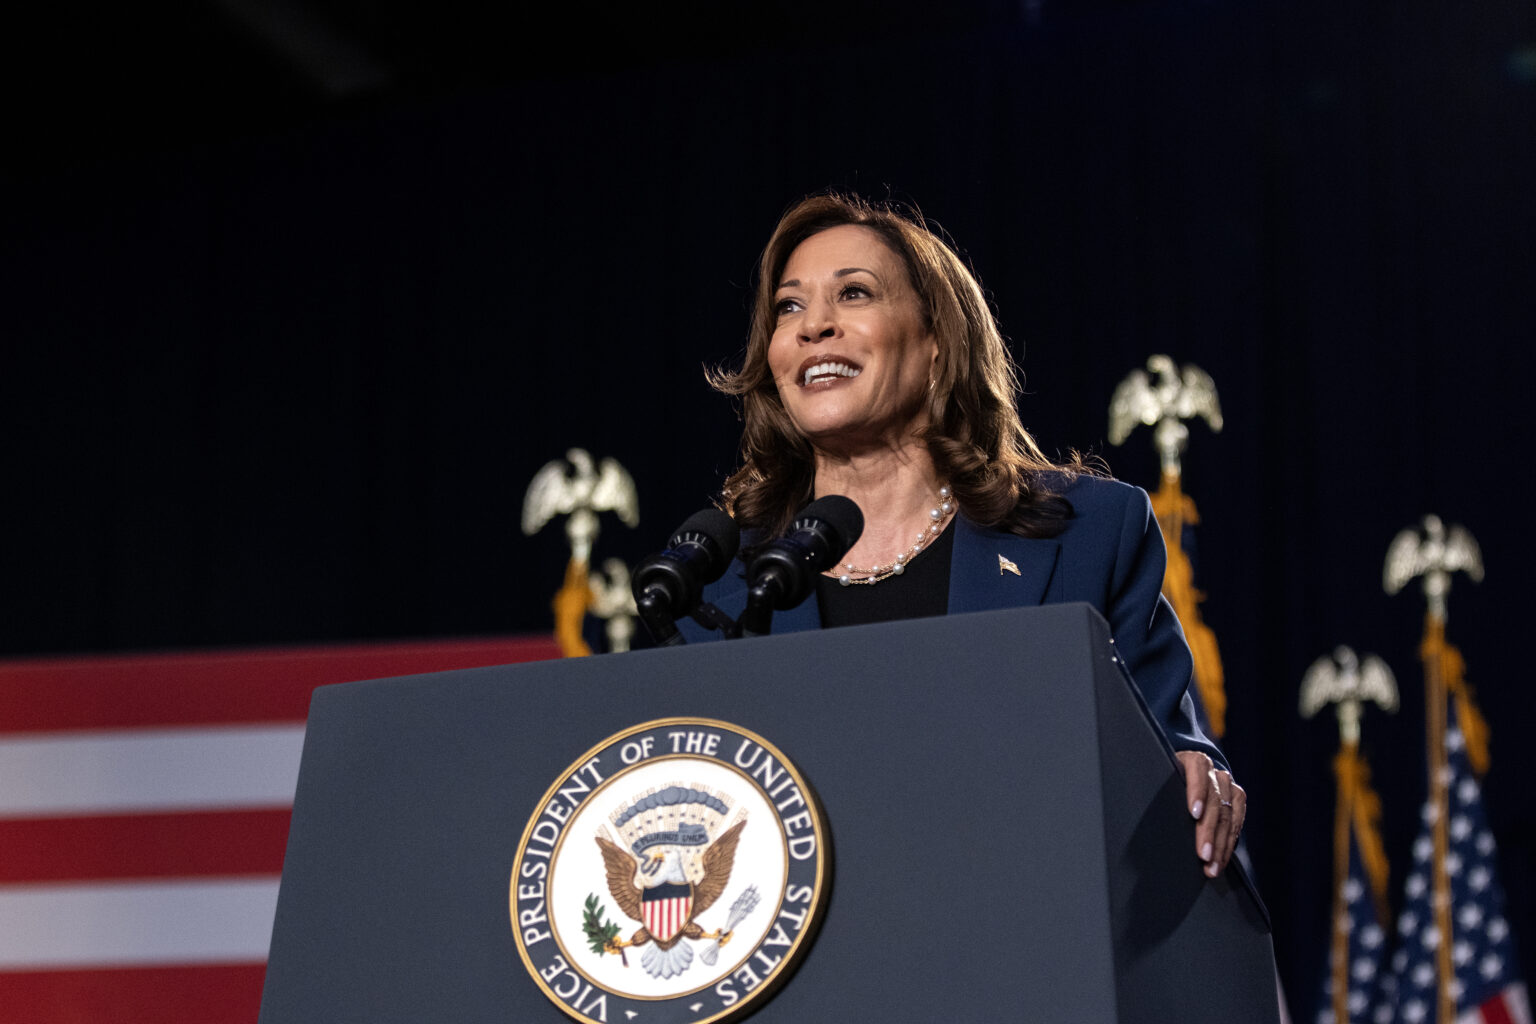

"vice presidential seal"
[510, 718, 828, 1024]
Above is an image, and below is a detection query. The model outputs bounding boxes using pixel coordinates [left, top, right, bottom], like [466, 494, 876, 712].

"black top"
[816, 521, 955, 628]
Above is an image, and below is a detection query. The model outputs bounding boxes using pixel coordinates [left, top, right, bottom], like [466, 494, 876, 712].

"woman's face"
[767, 225, 938, 452]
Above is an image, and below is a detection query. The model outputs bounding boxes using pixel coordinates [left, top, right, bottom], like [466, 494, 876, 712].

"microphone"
[739, 495, 864, 637]
[632, 508, 741, 646]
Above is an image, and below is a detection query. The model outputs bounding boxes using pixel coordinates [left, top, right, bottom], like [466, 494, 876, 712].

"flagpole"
[1421, 612, 1456, 1023]
[1108, 355, 1227, 737]
[1384, 514, 1487, 1023]
[520, 449, 642, 658]
[1302, 646, 1397, 1024]
[1329, 739, 1356, 1024]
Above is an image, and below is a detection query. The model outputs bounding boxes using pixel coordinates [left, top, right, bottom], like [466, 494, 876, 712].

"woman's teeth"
[804, 362, 861, 386]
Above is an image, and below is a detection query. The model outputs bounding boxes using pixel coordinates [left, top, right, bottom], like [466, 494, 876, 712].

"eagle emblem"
[512, 719, 828, 1023]
[1108, 354, 1223, 475]
[588, 785, 749, 980]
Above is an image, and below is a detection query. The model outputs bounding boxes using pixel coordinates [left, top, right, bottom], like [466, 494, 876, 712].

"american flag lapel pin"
[998, 553, 1020, 576]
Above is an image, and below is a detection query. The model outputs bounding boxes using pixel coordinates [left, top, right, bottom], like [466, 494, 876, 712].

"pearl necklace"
[830, 486, 955, 586]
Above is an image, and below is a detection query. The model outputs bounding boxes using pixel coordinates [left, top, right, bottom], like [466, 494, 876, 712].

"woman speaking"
[683, 192, 1245, 878]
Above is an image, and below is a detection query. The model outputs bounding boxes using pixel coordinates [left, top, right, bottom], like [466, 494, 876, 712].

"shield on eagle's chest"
[641, 881, 694, 943]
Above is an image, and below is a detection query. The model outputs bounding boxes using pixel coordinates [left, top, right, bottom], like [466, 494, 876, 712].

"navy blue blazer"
[679, 475, 1226, 770]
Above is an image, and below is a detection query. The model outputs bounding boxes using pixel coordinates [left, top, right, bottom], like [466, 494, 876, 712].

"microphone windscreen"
[668, 507, 741, 582]
[794, 495, 864, 556]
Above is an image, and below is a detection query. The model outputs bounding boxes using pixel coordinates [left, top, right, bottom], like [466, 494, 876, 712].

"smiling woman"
[710, 193, 1076, 550]
[697, 192, 1248, 881]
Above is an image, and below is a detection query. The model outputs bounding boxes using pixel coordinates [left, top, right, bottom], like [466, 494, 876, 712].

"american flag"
[1379, 707, 1531, 1024]
[1316, 831, 1393, 1023]
[0, 636, 558, 1023]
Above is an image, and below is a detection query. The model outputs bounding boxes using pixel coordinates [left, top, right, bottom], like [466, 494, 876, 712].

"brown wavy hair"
[710, 192, 1078, 540]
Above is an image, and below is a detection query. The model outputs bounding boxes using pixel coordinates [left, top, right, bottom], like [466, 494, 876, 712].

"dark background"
[4, 0, 1533, 1012]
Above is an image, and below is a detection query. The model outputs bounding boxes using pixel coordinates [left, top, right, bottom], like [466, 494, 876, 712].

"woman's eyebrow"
[776, 267, 877, 290]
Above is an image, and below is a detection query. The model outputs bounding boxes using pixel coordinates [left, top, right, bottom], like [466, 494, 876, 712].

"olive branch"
[583, 893, 627, 965]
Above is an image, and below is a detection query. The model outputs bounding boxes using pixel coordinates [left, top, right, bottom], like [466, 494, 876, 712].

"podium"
[260, 604, 1276, 1022]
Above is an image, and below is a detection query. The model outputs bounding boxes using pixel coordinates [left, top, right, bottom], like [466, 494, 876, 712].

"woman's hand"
[1174, 750, 1246, 878]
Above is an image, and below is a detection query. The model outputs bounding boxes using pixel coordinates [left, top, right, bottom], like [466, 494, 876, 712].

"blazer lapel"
[947, 517, 1061, 614]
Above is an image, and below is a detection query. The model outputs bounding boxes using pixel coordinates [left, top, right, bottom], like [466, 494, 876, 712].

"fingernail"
[1191, 800, 1203, 819]
[1201, 842, 1213, 861]
[1206, 862, 1219, 877]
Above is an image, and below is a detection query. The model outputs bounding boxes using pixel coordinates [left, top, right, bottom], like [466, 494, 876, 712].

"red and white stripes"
[0, 636, 558, 1023]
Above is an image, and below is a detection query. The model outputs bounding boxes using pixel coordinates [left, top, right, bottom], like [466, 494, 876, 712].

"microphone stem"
[635, 588, 684, 646]
[739, 580, 780, 638]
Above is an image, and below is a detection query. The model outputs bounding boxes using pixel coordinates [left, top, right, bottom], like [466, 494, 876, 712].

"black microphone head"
[667, 507, 741, 583]
[741, 494, 866, 616]
[630, 506, 742, 631]
[791, 495, 864, 567]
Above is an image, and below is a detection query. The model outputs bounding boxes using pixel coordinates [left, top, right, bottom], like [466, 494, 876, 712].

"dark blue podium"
[259, 603, 1276, 1023]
